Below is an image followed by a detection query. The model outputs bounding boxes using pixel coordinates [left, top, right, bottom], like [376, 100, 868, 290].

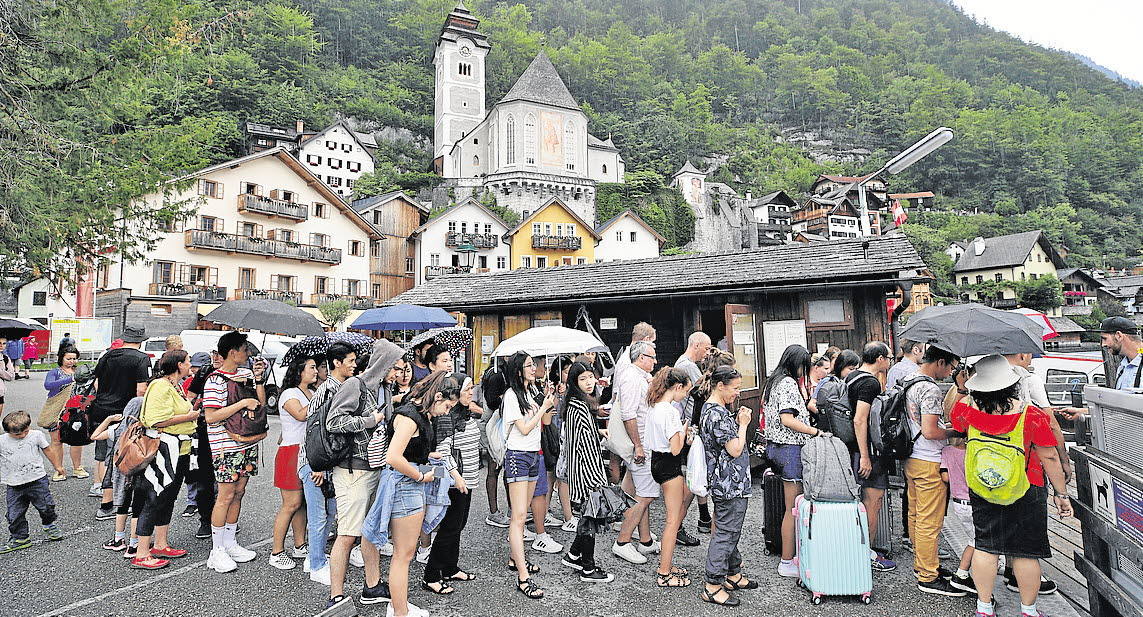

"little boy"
[1, 411, 62, 552]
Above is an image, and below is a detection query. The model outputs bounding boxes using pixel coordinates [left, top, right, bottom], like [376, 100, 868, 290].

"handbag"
[224, 375, 268, 443]
[115, 423, 160, 476]
[38, 383, 74, 428]
[602, 400, 634, 464]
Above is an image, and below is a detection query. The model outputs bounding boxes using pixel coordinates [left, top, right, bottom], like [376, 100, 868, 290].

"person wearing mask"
[89, 325, 152, 518]
[763, 345, 820, 579]
[847, 341, 896, 572]
[202, 331, 267, 574]
[560, 361, 615, 583]
[887, 340, 925, 389]
[611, 341, 661, 565]
[42, 346, 84, 481]
[132, 350, 197, 570]
[385, 371, 461, 617]
[951, 355, 1072, 617]
[699, 367, 755, 607]
[645, 367, 694, 589]
[268, 356, 318, 571]
[324, 340, 404, 612]
[901, 346, 965, 597]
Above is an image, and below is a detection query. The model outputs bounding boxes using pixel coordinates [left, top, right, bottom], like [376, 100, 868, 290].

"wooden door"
[724, 303, 762, 437]
[471, 314, 499, 382]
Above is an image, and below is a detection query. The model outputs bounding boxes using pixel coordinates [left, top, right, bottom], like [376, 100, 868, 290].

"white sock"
[956, 568, 970, 578]
[224, 523, 238, 547]
[976, 600, 994, 615]
[211, 525, 225, 552]
[1020, 604, 1038, 616]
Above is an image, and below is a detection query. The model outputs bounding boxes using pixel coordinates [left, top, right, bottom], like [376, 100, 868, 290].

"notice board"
[762, 320, 808, 375]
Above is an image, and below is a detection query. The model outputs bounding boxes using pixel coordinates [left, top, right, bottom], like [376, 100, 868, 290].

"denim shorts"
[766, 442, 804, 481]
[504, 450, 541, 484]
[392, 476, 426, 519]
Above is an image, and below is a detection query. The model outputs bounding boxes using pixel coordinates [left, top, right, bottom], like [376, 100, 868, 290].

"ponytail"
[646, 367, 691, 406]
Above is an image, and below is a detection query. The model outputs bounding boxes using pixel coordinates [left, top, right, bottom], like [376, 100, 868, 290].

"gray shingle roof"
[387, 235, 922, 309]
[1047, 316, 1085, 334]
[498, 52, 579, 111]
[951, 230, 1063, 272]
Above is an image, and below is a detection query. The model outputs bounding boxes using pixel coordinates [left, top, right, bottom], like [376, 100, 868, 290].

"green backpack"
[965, 407, 1031, 505]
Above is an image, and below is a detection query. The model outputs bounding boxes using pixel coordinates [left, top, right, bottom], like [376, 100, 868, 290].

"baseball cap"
[189, 352, 212, 368]
[1100, 316, 1140, 335]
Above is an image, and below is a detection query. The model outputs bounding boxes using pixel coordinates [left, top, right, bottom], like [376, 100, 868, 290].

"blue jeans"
[299, 462, 336, 571]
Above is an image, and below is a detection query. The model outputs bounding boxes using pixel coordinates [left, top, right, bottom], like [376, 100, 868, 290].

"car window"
[145, 341, 166, 351]
[1045, 369, 1088, 385]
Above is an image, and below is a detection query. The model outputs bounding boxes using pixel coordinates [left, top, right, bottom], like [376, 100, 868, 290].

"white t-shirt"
[645, 401, 684, 453]
[278, 387, 311, 447]
[0, 430, 49, 486]
[503, 389, 541, 452]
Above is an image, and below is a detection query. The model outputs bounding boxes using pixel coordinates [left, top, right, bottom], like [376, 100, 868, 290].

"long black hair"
[565, 361, 600, 415]
[763, 344, 811, 402]
[504, 350, 534, 411]
[972, 382, 1020, 415]
[282, 356, 318, 391]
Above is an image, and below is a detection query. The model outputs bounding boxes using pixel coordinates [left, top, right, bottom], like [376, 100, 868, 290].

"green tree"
[1015, 275, 1064, 313]
[318, 299, 351, 330]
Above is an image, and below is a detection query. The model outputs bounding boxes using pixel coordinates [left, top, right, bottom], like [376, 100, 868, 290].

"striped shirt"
[203, 368, 256, 454]
[564, 398, 608, 504]
[438, 416, 482, 487]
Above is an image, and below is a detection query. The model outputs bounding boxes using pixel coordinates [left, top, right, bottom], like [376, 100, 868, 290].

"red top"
[951, 401, 1058, 487]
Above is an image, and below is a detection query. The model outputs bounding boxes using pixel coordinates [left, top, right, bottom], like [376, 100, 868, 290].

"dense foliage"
[596, 172, 696, 249]
[5, 0, 1142, 284]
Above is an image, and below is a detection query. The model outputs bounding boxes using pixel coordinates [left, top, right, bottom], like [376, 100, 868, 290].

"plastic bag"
[686, 435, 709, 498]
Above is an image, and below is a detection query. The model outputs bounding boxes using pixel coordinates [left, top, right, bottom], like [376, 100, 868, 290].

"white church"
[432, 2, 624, 224]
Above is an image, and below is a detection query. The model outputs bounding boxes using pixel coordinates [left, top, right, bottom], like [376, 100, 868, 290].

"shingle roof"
[671, 161, 704, 178]
[587, 134, 618, 151]
[351, 191, 429, 214]
[387, 235, 922, 309]
[1047, 316, 1085, 334]
[1103, 275, 1143, 297]
[951, 230, 1064, 272]
[498, 52, 579, 111]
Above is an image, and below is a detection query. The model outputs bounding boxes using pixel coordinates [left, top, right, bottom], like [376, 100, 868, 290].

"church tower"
[433, 2, 489, 177]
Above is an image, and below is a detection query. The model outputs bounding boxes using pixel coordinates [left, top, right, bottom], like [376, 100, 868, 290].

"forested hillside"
[5, 0, 1142, 282]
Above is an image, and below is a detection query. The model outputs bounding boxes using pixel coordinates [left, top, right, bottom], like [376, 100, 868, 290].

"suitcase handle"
[856, 510, 866, 545]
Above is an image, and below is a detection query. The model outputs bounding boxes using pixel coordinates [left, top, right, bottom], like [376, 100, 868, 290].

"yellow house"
[948, 230, 1066, 311]
[505, 197, 599, 268]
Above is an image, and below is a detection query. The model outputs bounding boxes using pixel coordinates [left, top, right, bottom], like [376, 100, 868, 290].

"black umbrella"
[0, 319, 36, 340]
[203, 300, 325, 337]
[280, 336, 330, 367]
[899, 303, 1045, 357]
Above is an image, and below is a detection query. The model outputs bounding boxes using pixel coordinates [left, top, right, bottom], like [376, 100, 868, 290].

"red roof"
[888, 192, 935, 199]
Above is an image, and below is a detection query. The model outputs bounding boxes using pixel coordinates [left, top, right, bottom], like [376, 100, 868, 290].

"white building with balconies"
[412, 198, 511, 285]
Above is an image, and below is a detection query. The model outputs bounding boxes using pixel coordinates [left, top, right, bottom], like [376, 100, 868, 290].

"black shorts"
[971, 483, 1051, 559]
[650, 451, 684, 485]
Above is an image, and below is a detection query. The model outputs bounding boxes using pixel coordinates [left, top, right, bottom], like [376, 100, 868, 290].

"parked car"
[1032, 353, 1106, 441]
[177, 330, 299, 410]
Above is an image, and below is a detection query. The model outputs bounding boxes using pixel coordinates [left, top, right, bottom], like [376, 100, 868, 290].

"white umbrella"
[1008, 308, 1059, 341]
[492, 326, 608, 358]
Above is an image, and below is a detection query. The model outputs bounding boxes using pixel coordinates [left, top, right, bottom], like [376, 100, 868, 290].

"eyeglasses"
[640, 354, 657, 361]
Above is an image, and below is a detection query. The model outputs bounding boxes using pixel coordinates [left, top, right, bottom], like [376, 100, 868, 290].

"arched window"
[602, 164, 608, 174]
[473, 155, 480, 167]
[564, 121, 576, 170]
[505, 115, 516, 165]
[524, 114, 536, 164]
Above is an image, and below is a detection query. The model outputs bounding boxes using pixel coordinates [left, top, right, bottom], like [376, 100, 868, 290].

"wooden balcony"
[237, 194, 308, 221]
[148, 282, 227, 302]
[185, 229, 341, 264]
[311, 293, 374, 309]
[424, 265, 470, 280]
[532, 235, 582, 250]
[234, 288, 302, 303]
[446, 231, 499, 249]
[984, 297, 1019, 309]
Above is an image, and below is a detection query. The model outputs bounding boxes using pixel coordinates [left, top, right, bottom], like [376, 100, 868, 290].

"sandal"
[421, 580, 456, 595]
[516, 577, 545, 599]
[507, 560, 540, 574]
[671, 565, 690, 577]
[723, 574, 759, 590]
[446, 570, 477, 582]
[701, 586, 741, 607]
[657, 572, 692, 588]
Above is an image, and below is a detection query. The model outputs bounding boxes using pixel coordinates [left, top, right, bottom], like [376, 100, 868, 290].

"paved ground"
[3, 373, 987, 617]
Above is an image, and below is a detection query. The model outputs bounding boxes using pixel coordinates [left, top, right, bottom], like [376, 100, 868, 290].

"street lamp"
[456, 241, 477, 272]
[856, 127, 954, 236]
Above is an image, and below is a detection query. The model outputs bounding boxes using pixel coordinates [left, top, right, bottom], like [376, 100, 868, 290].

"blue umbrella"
[351, 305, 456, 331]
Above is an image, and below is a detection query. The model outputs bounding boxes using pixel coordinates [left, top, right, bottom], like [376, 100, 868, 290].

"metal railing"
[234, 288, 302, 303]
[237, 194, 309, 221]
[148, 282, 227, 302]
[186, 229, 342, 264]
[446, 231, 499, 249]
[424, 265, 469, 280]
[532, 235, 582, 250]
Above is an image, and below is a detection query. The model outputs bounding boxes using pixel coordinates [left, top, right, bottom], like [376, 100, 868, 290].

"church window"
[473, 155, 479, 167]
[602, 164, 607, 174]
[524, 114, 536, 164]
[458, 63, 472, 77]
[505, 115, 516, 165]
[564, 121, 576, 170]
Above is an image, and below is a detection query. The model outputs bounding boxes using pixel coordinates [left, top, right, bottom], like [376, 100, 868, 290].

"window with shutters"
[505, 115, 516, 164]
[200, 215, 220, 232]
[240, 182, 262, 196]
[329, 158, 342, 170]
[328, 176, 342, 187]
[153, 261, 175, 284]
[272, 275, 296, 291]
[238, 221, 260, 237]
[314, 276, 329, 294]
[310, 233, 328, 247]
[325, 140, 336, 150]
[348, 240, 363, 257]
[187, 265, 210, 285]
[157, 218, 182, 233]
[239, 268, 255, 289]
[524, 114, 536, 164]
[341, 143, 352, 153]
[199, 179, 223, 198]
[306, 154, 322, 166]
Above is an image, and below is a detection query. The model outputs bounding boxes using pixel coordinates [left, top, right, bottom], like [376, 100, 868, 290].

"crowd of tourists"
[1, 316, 1140, 617]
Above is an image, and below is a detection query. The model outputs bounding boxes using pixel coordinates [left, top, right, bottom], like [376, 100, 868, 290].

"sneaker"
[325, 595, 353, 613]
[871, 553, 897, 572]
[123, 545, 138, 559]
[225, 543, 257, 563]
[0, 538, 32, 554]
[485, 512, 509, 528]
[208, 548, 238, 573]
[310, 564, 331, 586]
[525, 512, 534, 524]
[95, 507, 115, 521]
[195, 522, 211, 539]
[561, 517, 579, 533]
[379, 542, 394, 557]
[532, 533, 563, 554]
[561, 552, 584, 571]
[677, 528, 701, 547]
[87, 484, 102, 497]
[43, 524, 64, 541]
[1006, 572, 1057, 594]
[269, 552, 296, 570]
[580, 567, 615, 583]
[611, 541, 648, 564]
[292, 544, 310, 559]
[950, 572, 977, 594]
[697, 517, 712, 534]
[917, 578, 969, 597]
[543, 513, 561, 527]
[51, 471, 67, 482]
[361, 580, 392, 605]
[102, 537, 127, 551]
[151, 546, 187, 559]
[902, 537, 914, 552]
[938, 566, 954, 581]
[416, 546, 431, 564]
[130, 556, 170, 570]
[73, 467, 90, 479]
[349, 544, 364, 567]
[181, 505, 198, 518]
[636, 539, 661, 555]
[386, 602, 427, 617]
[778, 560, 799, 578]
[523, 527, 536, 542]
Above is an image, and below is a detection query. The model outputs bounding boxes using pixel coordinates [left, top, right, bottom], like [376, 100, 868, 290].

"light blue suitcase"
[793, 495, 873, 605]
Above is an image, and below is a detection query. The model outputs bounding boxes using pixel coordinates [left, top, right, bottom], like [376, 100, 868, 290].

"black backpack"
[305, 379, 352, 472]
[814, 374, 864, 450]
[479, 365, 508, 413]
[869, 375, 934, 460]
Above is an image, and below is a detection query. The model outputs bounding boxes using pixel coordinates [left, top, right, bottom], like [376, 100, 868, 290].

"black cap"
[1100, 316, 1140, 334]
[121, 325, 147, 343]
[189, 352, 212, 367]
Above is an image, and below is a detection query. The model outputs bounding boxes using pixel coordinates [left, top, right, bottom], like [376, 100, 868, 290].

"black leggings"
[424, 488, 472, 583]
[136, 454, 188, 537]
[568, 505, 598, 571]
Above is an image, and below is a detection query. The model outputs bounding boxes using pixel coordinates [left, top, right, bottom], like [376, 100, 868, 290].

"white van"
[1031, 353, 1107, 407]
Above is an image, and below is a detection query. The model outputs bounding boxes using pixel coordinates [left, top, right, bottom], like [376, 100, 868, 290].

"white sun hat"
[964, 354, 1020, 393]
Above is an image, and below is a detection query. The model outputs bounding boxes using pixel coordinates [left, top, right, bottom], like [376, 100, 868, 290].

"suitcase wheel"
[861, 593, 872, 605]
[810, 594, 823, 606]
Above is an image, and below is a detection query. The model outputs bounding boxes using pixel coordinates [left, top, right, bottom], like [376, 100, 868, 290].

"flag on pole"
[891, 199, 908, 226]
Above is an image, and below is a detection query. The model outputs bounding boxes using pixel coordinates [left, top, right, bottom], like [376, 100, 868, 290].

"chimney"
[972, 237, 986, 256]
[295, 120, 304, 134]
